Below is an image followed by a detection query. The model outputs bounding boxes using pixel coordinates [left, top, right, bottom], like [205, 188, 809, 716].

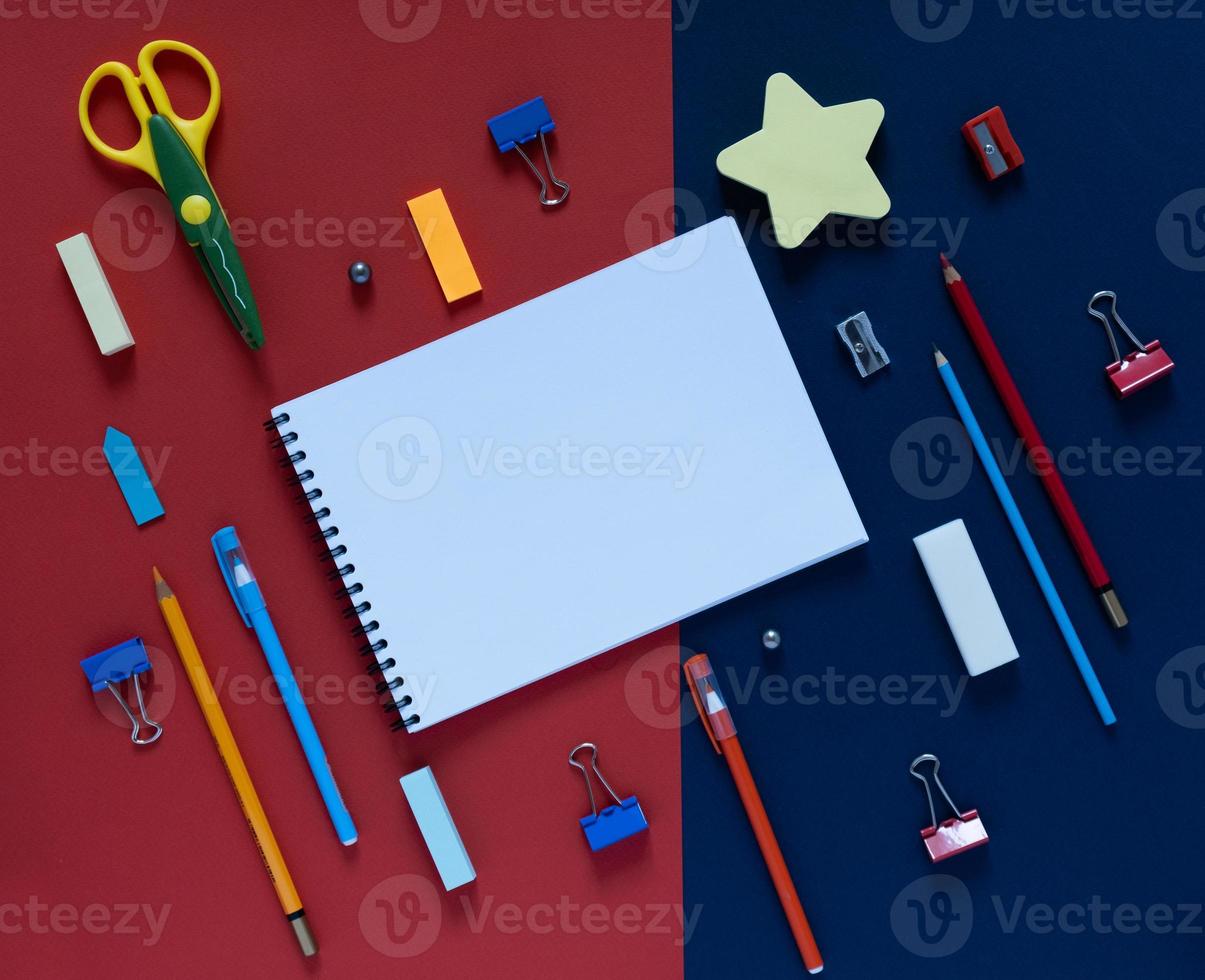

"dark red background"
[0, 2, 680, 976]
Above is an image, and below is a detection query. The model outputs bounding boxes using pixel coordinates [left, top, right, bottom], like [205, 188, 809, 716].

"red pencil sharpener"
[921, 809, 990, 863]
[962, 106, 1024, 181]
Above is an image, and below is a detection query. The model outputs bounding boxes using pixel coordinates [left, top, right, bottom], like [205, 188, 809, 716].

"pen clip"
[682, 653, 735, 754]
[211, 525, 252, 627]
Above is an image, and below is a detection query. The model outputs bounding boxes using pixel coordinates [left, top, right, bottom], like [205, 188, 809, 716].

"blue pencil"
[934, 347, 1116, 726]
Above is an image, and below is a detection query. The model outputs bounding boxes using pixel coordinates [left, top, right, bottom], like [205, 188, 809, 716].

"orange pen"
[683, 654, 824, 974]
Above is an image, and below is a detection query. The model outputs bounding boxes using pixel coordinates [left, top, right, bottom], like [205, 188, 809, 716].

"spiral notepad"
[267, 218, 867, 734]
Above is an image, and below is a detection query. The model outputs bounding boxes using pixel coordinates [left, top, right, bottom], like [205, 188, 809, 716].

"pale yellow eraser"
[56, 233, 134, 355]
[407, 189, 482, 303]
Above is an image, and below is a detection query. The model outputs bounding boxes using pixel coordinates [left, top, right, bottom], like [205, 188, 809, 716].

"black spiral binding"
[265, 412, 419, 731]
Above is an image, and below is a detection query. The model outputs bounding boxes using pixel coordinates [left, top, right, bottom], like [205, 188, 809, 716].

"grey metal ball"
[348, 261, 372, 284]
[762, 629, 781, 651]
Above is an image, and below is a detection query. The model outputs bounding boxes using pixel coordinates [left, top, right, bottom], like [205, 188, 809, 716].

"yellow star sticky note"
[717, 73, 890, 249]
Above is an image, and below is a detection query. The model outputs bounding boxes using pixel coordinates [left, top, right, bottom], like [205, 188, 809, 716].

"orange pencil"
[154, 567, 318, 957]
[683, 654, 823, 974]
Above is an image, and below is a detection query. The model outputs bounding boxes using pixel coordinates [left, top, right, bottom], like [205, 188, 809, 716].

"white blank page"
[274, 217, 867, 732]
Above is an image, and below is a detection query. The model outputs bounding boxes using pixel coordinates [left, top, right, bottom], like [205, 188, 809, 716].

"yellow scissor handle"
[79, 40, 221, 189]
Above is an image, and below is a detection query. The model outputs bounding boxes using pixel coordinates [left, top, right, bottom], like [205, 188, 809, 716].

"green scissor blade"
[148, 114, 264, 349]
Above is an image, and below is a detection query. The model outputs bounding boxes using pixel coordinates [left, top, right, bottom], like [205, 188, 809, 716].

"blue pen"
[212, 526, 359, 844]
[934, 348, 1116, 726]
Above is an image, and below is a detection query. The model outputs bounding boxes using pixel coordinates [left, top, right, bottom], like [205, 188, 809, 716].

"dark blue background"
[675, 2, 1205, 976]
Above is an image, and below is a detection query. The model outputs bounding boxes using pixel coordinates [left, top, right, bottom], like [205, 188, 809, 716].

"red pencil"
[940, 255, 1127, 628]
[683, 654, 824, 974]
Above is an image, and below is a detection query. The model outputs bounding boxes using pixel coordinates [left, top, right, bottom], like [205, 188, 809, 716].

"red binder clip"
[1087, 291, 1174, 399]
[962, 106, 1024, 181]
[910, 754, 989, 863]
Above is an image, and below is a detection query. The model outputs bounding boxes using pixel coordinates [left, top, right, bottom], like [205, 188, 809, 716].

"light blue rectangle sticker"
[103, 426, 164, 526]
[399, 766, 476, 891]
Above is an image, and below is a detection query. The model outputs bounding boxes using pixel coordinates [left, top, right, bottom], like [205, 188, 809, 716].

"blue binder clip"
[569, 742, 648, 851]
[80, 637, 163, 745]
[487, 96, 570, 207]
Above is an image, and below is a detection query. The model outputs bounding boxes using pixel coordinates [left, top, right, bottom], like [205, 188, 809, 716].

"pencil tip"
[933, 347, 948, 367]
[939, 253, 951, 269]
[153, 566, 172, 600]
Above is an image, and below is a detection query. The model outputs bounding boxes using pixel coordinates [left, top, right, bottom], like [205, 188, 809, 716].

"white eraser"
[400, 766, 476, 891]
[56, 233, 134, 355]
[914, 519, 1020, 677]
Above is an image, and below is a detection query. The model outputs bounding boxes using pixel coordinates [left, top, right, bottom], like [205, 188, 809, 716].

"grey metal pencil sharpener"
[837, 311, 889, 378]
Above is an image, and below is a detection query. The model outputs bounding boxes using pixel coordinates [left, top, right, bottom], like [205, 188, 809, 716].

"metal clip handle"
[514, 131, 570, 207]
[909, 753, 963, 828]
[1088, 290, 1149, 363]
[105, 676, 163, 746]
[569, 742, 624, 817]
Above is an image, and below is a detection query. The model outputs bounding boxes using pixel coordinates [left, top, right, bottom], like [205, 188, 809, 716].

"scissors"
[79, 40, 264, 349]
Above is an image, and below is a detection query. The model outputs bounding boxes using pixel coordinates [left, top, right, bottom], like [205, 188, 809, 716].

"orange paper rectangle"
[407, 188, 481, 303]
